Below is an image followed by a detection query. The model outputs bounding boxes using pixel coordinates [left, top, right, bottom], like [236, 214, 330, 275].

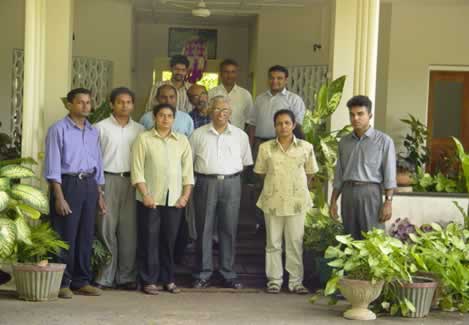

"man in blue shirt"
[139, 84, 194, 137]
[44, 88, 107, 299]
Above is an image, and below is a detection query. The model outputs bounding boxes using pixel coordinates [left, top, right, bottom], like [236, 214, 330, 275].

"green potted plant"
[0, 159, 68, 301]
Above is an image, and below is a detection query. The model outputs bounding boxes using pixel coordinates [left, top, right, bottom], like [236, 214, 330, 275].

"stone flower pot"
[339, 278, 384, 320]
[13, 263, 65, 301]
[396, 276, 438, 318]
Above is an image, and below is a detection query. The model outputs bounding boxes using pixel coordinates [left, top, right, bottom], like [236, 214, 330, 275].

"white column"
[22, 0, 73, 163]
[329, 0, 380, 131]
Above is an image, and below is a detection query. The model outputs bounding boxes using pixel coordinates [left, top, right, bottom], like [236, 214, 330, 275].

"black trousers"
[50, 175, 98, 289]
[136, 201, 182, 285]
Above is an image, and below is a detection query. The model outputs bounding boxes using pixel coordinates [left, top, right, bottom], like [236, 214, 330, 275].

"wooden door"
[427, 71, 469, 173]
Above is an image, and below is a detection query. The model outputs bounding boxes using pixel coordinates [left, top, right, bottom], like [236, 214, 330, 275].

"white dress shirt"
[247, 88, 306, 139]
[145, 80, 193, 113]
[208, 84, 254, 129]
[190, 123, 253, 175]
[95, 115, 145, 173]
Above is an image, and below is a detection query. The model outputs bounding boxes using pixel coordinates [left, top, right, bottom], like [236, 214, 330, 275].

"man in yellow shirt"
[131, 103, 194, 295]
[254, 109, 318, 294]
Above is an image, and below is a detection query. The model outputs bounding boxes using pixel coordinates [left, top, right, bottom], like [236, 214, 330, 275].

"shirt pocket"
[364, 147, 381, 167]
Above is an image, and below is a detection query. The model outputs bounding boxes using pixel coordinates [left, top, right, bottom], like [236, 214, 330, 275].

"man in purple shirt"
[44, 88, 107, 299]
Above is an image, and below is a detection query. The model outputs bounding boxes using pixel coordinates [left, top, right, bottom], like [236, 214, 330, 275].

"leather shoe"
[192, 279, 210, 289]
[58, 287, 73, 299]
[74, 285, 103, 296]
[143, 284, 160, 295]
[224, 279, 243, 289]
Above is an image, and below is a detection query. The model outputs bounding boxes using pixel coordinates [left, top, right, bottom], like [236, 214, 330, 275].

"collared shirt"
[333, 127, 397, 190]
[190, 123, 253, 175]
[95, 115, 144, 173]
[44, 116, 104, 185]
[254, 137, 318, 217]
[208, 84, 254, 129]
[139, 110, 194, 137]
[145, 80, 192, 113]
[247, 88, 306, 139]
[131, 129, 194, 206]
[189, 109, 211, 129]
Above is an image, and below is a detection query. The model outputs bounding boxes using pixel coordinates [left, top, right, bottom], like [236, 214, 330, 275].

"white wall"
[134, 22, 250, 113]
[254, 4, 330, 95]
[0, 0, 25, 134]
[378, 2, 469, 148]
[73, 0, 133, 89]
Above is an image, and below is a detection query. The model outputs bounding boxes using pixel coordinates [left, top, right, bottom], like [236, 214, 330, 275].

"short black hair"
[220, 59, 239, 71]
[170, 55, 190, 68]
[346, 95, 373, 114]
[153, 103, 176, 117]
[109, 87, 135, 104]
[273, 109, 296, 125]
[268, 65, 289, 78]
[67, 88, 91, 103]
[156, 84, 177, 98]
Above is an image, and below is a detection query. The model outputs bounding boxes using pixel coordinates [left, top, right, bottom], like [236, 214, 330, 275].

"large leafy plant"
[304, 205, 344, 254]
[399, 114, 429, 172]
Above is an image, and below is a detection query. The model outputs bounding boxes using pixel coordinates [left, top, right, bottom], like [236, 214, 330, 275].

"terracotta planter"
[12, 263, 65, 301]
[339, 278, 384, 320]
[396, 276, 438, 318]
[397, 171, 413, 187]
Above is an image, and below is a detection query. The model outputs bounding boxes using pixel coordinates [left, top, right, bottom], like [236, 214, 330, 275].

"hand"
[329, 202, 339, 221]
[55, 197, 72, 216]
[175, 196, 189, 209]
[143, 194, 156, 209]
[98, 193, 107, 215]
[379, 201, 392, 223]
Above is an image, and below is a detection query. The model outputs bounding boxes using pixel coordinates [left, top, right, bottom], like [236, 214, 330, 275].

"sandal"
[290, 284, 309, 295]
[266, 283, 281, 294]
[164, 283, 181, 294]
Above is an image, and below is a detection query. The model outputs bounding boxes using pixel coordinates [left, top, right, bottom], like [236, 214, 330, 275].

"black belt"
[104, 171, 131, 177]
[196, 172, 241, 180]
[62, 172, 95, 180]
[345, 181, 377, 186]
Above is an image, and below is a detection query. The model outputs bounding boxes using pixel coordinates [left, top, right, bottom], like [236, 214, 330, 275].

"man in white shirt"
[247, 65, 307, 233]
[145, 55, 193, 113]
[208, 59, 254, 130]
[94, 87, 145, 290]
[190, 95, 253, 289]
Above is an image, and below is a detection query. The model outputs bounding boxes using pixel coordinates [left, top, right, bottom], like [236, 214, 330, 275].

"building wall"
[0, 0, 25, 134]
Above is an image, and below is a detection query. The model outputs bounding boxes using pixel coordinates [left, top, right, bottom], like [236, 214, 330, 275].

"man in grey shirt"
[329, 95, 396, 239]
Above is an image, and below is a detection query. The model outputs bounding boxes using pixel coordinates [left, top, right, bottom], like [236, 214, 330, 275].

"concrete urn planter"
[339, 278, 384, 321]
[13, 263, 65, 301]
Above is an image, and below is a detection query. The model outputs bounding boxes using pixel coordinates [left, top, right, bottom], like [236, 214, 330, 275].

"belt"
[62, 172, 95, 180]
[345, 180, 376, 186]
[104, 171, 131, 177]
[196, 172, 241, 180]
[255, 137, 274, 142]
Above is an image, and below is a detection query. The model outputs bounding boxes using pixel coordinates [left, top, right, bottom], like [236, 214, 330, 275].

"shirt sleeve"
[44, 126, 63, 183]
[333, 142, 344, 190]
[291, 95, 306, 125]
[186, 116, 194, 137]
[253, 143, 267, 174]
[94, 132, 105, 185]
[382, 137, 397, 189]
[240, 131, 253, 166]
[305, 144, 319, 174]
[139, 112, 154, 130]
[131, 134, 146, 185]
[181, 137, 195, 186]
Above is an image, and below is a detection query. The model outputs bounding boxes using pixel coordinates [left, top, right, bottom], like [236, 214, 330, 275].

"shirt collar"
[65, 115, 93, 131]
[208, 123, 232, 135]
[352, 126, 375, 139]
[110, 114, 132, 127]
[152, 128, 178, 140]
[221, 83, 238, 94]
[267, 88, 288, 97]
[274, 135, 298, 148]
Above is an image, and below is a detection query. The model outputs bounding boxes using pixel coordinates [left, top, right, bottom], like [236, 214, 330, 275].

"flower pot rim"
[398, 276, 438, 289]
[340, 277, 384, 286]
[12, 262, 66, 272]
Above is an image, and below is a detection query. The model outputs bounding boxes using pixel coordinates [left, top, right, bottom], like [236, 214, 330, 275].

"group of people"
[40, 54, 396, 299]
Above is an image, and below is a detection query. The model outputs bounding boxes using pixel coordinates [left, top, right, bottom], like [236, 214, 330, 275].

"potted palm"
[0, 159, 68, 301]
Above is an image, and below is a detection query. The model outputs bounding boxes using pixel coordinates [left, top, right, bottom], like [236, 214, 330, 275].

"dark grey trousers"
[341, 182, 383, 240]
[193, 175, 241, 281]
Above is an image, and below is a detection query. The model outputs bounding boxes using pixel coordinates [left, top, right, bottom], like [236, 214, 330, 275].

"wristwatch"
[385, 195, 393, 202]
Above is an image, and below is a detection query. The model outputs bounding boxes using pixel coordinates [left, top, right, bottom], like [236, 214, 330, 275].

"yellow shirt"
[131, 129, 194, 206]
[254, 137, 319, 217]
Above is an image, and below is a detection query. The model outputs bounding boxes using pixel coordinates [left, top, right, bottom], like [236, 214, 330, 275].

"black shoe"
[0, 270, 11, 286]
[224, 279, 243, 290]
[192, 279, 210, 289]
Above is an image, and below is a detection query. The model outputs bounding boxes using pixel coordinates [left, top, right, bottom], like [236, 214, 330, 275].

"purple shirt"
[44, 116, 105, 185]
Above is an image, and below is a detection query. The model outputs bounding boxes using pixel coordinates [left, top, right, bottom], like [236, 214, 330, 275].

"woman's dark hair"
[153, 103, 176, 117]
[273, 109, 296, 125]
[109, 87, 135, 104]
[66, 88, 91, 103]
[170, 55, 190, 68]
[346, 95, 372, 114]
[268, 65, 289, 78]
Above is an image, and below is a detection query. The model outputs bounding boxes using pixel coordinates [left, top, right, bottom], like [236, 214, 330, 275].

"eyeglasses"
[213, 108, 230, 114]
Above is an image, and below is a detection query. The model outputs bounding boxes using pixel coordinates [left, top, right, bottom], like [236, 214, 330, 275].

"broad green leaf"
[14, 215, 31, 245]
[17, 204, 41, 220]
[0, 157, 37, 167]
[390, 304, 400, 316]
[0, 217, 16, 259]
[324, 275, 339, 296]
[10, 184, 49, 214]
[0, 191, 9, 212]
[404, 298, 416, 313]
[0, 165, 35, 178]
[328, 259, 344, 268]
[0, 177, 9, 191]
[335, 235, 351, 245]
